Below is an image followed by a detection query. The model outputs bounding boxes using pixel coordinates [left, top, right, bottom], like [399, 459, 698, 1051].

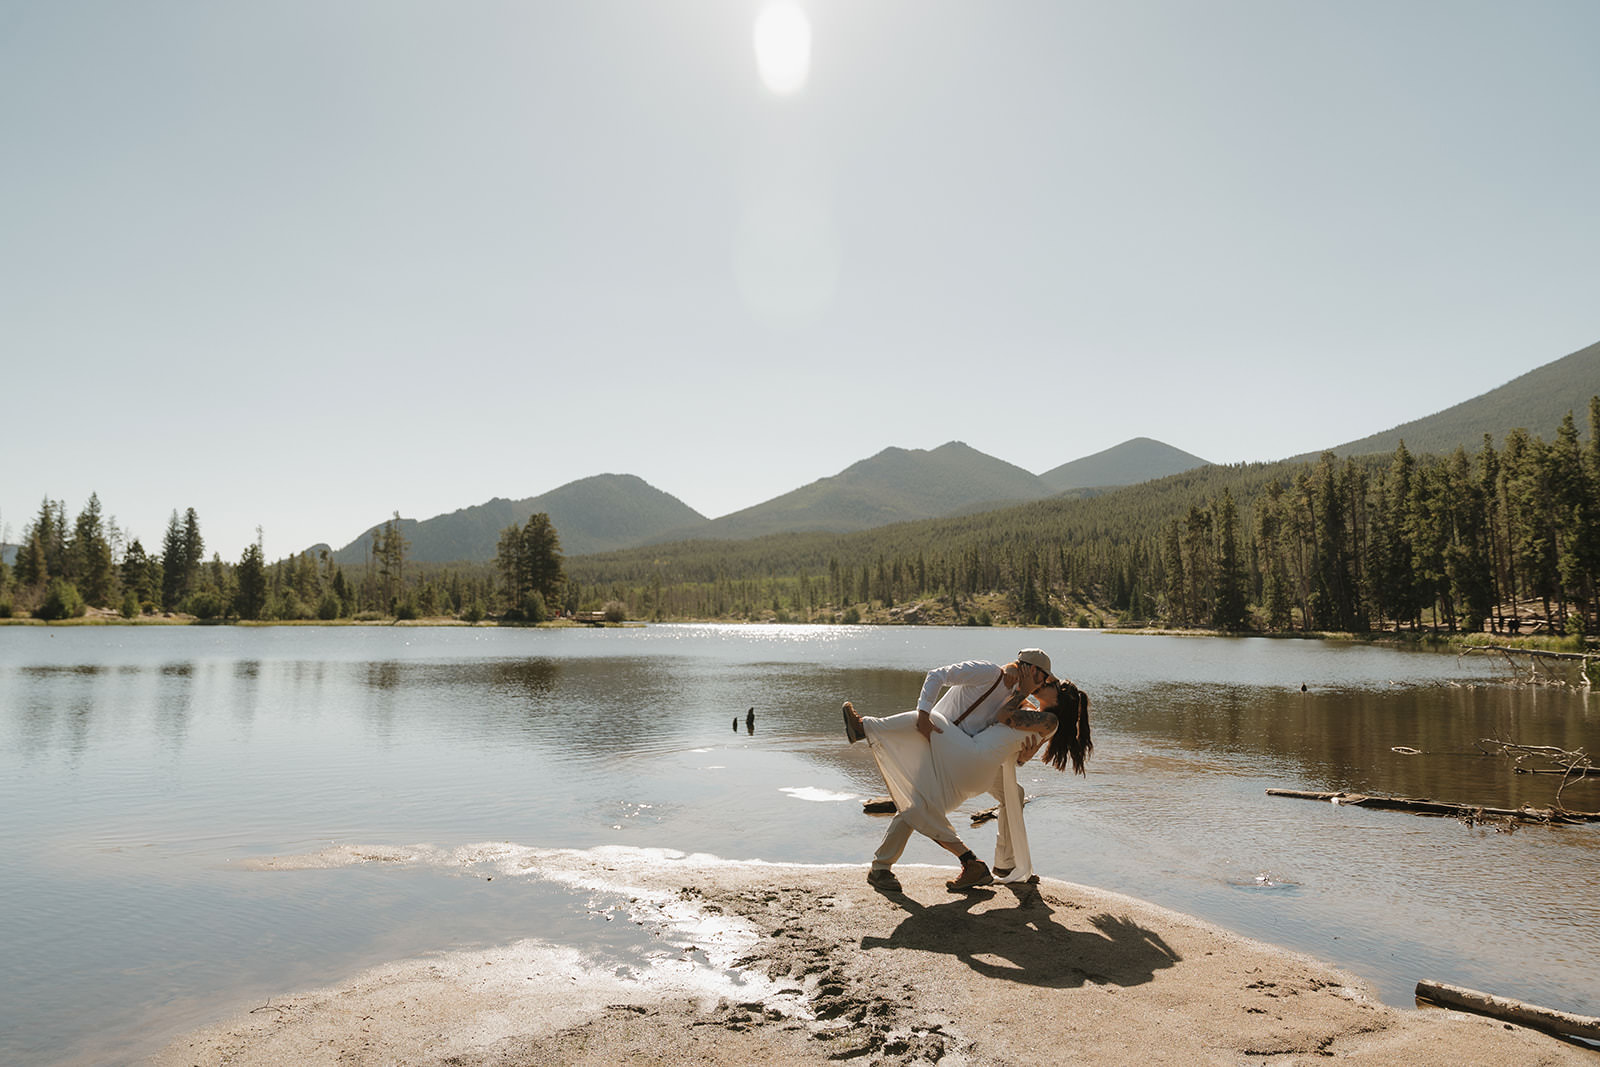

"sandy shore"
[150, 849, 1594, 1066]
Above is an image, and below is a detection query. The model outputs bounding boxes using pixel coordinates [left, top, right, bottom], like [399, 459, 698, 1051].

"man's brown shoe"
[946, 861, 994, 891]
[842, 702, 866, 744]
[866, 868, 902, 892]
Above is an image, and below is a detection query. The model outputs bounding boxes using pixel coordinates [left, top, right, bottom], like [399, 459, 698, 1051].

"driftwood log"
[1415, 979, 1600, 1041]
[1265, 788, 1600, 824]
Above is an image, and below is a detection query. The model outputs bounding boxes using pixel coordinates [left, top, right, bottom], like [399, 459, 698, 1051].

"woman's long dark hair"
[1039, 679, 1092, 775]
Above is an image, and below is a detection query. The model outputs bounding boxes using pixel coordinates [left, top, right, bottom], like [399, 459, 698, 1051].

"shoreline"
[149, 849, 1595, 1066]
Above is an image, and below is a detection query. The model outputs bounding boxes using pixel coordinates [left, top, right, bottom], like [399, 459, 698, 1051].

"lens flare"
[753, 2, 811, 96]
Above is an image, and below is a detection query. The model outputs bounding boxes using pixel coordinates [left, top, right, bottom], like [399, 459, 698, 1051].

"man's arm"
[915, 660, 1003, 711]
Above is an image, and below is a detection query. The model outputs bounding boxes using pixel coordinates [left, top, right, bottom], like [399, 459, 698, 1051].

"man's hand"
[916, 709, 942, 740]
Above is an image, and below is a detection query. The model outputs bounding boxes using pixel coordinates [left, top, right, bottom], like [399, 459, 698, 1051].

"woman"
[844, 678, 1091, 890]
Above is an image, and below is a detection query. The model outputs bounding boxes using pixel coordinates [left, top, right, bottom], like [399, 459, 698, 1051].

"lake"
[2, 623, 1597, 1064]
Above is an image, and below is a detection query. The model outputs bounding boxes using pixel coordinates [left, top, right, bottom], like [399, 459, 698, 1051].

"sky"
[3, 1, 1597, 561]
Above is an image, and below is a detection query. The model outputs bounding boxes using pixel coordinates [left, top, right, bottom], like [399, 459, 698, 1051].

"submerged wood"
[1265, 788, 1600, 824]
[1515, 766, 1600, 777]
[1415, 979, 1600, 1041]
[1459, 645, 1597, 689]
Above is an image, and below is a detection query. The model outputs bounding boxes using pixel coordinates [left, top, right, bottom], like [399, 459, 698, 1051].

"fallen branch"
[1513, 767, 1600, 777]
[1415, 979, 1600, 1041]
[1478, 739, 1598, 809]
[1265, 788, 1600, 824]
[1459, 645, 1597, 689]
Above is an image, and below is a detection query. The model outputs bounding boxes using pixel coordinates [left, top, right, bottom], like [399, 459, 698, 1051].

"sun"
[753, 2, 811, 96]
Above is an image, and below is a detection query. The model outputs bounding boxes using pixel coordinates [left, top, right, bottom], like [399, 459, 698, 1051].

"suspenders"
[950, 670, 1005, 728]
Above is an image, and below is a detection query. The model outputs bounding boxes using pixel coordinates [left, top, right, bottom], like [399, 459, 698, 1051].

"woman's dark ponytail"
[1040, 680, 1092, 775]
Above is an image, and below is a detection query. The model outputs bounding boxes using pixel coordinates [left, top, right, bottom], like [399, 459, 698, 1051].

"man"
[859, 648, 1053, 893]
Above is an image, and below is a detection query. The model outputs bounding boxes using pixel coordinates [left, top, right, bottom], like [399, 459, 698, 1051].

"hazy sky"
[4, 1, 1597, 560]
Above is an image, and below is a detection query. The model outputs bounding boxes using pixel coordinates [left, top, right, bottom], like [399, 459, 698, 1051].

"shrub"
[462, 599, 485, 624]
[602, 600, 627, 623]
[0, 599, 13, 619]
[184, 590, 229, 620]
[521, 592, 548, 623]
[36, 579, 86, 621]
[842, 607, 861, 624]
[121, 589, 140, 619]
[317, 593, 342, 620]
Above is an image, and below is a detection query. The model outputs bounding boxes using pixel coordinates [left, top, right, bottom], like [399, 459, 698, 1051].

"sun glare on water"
[754, 2, 811, 96]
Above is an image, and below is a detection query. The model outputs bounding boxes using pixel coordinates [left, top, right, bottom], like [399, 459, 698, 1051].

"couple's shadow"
[861, 887, 1180, 989]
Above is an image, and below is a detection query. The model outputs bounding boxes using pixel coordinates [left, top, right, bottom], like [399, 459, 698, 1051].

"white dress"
[863, 708, 1052, 873]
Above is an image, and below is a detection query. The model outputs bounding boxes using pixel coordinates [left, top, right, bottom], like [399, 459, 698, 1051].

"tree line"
[1, 503, 571, 624]
[9, 400, 1596, 636]
[568, 399, 1600, 637]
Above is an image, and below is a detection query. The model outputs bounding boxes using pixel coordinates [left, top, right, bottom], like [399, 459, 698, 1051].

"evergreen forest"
[5, 398, 1598, 641]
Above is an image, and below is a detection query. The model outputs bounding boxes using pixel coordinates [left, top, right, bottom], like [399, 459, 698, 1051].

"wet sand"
[145, 847, 1596, 1066]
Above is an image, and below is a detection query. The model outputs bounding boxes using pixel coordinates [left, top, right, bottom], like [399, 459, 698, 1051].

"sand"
[149, 851, 1594, 1066]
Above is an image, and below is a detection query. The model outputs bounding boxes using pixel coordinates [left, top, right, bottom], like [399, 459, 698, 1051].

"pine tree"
[121, 539, 156, 610]
[236, 536, 268, 620]
[181, 508, 204, 595]
[375, 513, 408, 610]
[70, 493, 117, 607]
[1214, 490, 1248, 630]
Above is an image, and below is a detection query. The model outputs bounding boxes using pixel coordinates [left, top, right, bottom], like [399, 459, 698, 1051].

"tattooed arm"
[997, 704, 1058, 734]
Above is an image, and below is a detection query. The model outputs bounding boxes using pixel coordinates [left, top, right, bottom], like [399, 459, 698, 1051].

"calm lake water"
[3, 623, 1598, 1063]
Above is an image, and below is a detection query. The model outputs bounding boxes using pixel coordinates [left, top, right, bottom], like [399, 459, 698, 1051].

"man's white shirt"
[915, 660, 1012, 736]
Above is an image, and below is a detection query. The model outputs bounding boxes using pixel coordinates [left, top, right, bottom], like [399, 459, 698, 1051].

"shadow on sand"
[861, 885, 1181, 989]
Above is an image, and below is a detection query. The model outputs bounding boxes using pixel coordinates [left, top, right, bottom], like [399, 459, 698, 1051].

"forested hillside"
[1319, 338, 1600, 459]
[568, 401, 1600, 637]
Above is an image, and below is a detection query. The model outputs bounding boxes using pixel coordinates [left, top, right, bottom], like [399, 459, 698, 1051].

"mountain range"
[314, 436, 1214, 565]
[303, 335, 1598, 564]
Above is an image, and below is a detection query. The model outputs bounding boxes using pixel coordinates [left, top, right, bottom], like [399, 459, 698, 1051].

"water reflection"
[1115, 683, 1598, 810]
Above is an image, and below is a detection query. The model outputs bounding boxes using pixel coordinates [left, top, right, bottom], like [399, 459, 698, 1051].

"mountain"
[1039, 437, 1211, 492]
[669, 441, 1057, 542]
[1318, 337, 1600, 460]
[324, 474, 707, 564]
